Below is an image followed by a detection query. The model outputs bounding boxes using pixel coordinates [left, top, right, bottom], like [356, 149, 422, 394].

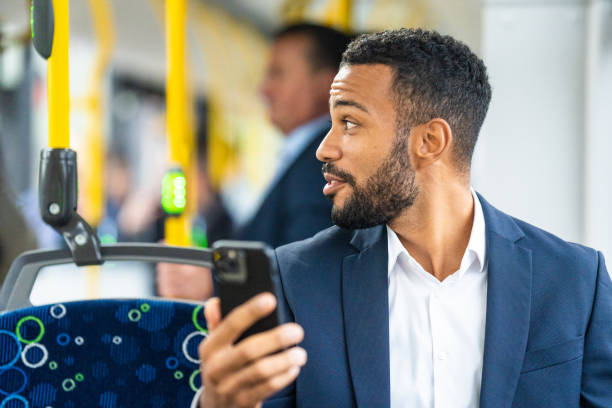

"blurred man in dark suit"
[156, 24, 351, 299]
[238, 23, 350, 246]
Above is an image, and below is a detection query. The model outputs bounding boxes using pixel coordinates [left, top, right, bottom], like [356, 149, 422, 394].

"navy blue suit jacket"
[268, 194, 612, 407]
[237, 129, 332, 248]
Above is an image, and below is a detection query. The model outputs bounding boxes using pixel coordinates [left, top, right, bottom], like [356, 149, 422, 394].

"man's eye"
[343, 120, 357, 130]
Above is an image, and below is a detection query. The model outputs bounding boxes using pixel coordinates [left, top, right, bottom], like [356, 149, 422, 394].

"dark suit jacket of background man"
[236, 129, 332, 248]
[265, 193, 612, 408]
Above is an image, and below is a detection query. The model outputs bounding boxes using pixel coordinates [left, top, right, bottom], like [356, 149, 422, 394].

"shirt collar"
[466, 187, 486, 273]
[387, 188, 487, 278]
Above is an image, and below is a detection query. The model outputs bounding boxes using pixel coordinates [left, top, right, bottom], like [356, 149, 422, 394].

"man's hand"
[156, 263, 213, 300]
[199, 293, 306, 408]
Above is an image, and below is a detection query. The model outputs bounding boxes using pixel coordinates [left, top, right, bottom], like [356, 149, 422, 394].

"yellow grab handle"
[48, 0, 70, 149]
[166, 0, 187, 166]
[324, 0, 352, 32]
[164, 0, 191, 246]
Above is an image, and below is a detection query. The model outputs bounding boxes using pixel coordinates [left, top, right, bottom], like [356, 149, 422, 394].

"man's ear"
[410, 118, 453, 169]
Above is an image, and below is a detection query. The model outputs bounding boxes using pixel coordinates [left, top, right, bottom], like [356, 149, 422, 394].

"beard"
[323, 134, 418, 229]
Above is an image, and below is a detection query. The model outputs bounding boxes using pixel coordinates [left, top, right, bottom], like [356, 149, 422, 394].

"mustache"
[321, 163, 356, 187]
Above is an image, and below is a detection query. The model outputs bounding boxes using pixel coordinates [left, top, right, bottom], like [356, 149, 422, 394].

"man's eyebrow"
[330, 99, 369, 113]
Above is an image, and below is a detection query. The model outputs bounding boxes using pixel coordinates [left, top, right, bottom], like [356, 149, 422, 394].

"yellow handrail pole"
[165, 0, 190, 246]
[33, 0, 103, 266]
[83, 0, 115, 299]
[337, 0, 352, 31]
[88, 0, 114, 83]
[324, 0, 353, 32]
[82, 0, 115, 228]
[281, 0, 312, 23]
[47, 0, 70, 148]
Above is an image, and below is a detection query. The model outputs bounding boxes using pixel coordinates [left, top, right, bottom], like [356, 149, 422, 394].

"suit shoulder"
[512, 216, 599, 270]
[276, 226, 353, 264]
[478, 194, 600, 270]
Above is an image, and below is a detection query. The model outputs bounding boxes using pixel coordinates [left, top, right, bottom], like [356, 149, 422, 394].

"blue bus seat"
[0, 298, 206, 408]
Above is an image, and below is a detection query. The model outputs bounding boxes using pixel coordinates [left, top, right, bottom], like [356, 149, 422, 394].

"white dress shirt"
[388, 190, 487, 408]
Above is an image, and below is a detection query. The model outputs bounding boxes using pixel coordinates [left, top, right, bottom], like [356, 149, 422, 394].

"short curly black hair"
[342, 28, 492, 170]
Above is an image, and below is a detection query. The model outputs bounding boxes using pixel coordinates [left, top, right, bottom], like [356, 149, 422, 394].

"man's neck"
[388, 183, 474, 282]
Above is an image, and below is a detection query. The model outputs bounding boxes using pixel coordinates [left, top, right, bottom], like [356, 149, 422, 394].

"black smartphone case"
[212, 241, 282, 343]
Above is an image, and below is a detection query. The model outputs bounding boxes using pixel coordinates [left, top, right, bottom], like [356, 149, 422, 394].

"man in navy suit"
[237, 23, 351, 248]
[197, 29, 612, 407]
[156, 24, 350, 299]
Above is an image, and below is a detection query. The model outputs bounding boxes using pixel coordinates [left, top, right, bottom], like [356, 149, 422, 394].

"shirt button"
[437, 352, 448, 360]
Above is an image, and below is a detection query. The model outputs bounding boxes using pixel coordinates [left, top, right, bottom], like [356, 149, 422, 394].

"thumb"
[204, 297, 221, 331]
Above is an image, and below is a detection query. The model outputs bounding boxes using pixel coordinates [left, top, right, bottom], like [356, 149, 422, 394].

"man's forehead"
[274, 33, 310, 50]
[335, 63, 392, 81]
[329, 64, 394, 105]
[269, 34, 311, 62]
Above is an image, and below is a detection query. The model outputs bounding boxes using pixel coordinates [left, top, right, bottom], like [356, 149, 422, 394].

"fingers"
[204, 297, 221, 331]
[197, 293, 304, 408]
[236, 323, 304, 362]
[232, 365, 302, 408]
[205, 323, 304, 383]
[202, 352, 304, 408]
[202, 293, 277, 355]
[217, 347, 307, 395]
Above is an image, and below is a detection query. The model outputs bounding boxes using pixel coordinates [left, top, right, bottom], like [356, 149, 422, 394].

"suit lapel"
[478, 195, 533, 408]
[342, 226, 390, 408]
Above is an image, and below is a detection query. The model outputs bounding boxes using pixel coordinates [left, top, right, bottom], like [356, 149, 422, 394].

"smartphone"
[212, 240, 281, 342]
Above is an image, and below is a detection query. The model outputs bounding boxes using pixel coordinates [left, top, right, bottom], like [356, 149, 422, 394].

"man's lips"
[323, 173, 347, 195]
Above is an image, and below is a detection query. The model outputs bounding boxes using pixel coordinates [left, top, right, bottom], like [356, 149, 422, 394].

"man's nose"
[316, 128, 342, 163]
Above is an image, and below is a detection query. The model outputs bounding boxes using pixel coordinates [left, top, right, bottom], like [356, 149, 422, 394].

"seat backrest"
[0, 298, 206, 407]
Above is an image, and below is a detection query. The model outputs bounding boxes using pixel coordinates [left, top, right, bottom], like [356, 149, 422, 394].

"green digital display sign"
[161, 169, 187, 215]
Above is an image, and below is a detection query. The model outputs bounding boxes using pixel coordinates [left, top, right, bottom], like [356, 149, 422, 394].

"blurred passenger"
[239, 23, 350, 245]
[97, 152, 131, 243]
[0, 163, 37, 284]
[194, 155, 234, 246]
[116, 178, 162, 243]
[156, 23, 351, 300]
